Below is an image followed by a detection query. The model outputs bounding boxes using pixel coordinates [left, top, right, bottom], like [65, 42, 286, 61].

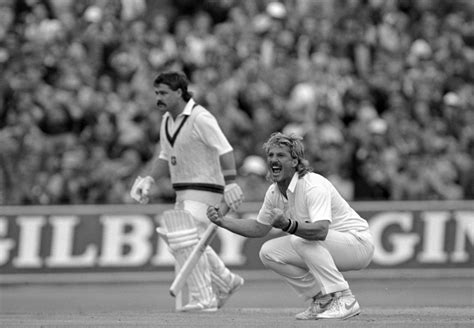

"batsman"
[130, 71, 245, 312]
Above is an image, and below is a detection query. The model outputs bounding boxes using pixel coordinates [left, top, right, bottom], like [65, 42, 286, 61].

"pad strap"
[167, 228, 199, 252]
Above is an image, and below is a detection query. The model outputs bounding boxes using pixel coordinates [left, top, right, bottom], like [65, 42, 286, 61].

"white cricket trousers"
[259, 229, 374, 300]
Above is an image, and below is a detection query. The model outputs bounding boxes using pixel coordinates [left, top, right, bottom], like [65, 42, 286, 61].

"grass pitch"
[1, 270, 472, 327]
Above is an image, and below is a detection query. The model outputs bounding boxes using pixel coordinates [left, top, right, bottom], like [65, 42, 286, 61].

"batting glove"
[224, 183, 244, 212]
[130, 176, 155, 204]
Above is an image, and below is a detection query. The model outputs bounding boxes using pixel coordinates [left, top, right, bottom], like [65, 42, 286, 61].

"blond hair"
[263, 132, 312, 178]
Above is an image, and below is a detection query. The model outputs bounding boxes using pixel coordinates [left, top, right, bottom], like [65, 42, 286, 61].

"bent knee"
[258, 241, 272, 266]
[259, 239, 287, 267]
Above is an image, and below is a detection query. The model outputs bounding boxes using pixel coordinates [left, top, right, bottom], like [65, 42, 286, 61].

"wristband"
[288, 221, 299, 234]
[282, 219, 298, 234]
[224, 175, 237, 183]
[222, 169, 237, 183]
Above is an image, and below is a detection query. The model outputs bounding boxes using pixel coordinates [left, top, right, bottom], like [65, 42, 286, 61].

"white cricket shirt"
[256, 172, 369, 232]
[159, 98, 232, 160]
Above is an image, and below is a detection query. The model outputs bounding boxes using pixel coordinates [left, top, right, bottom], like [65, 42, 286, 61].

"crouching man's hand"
[207, 205, 225, 226]
[269, 208, 290, 230]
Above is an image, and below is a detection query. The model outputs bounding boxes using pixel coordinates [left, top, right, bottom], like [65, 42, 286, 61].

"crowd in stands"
[0, 0, 473, 205]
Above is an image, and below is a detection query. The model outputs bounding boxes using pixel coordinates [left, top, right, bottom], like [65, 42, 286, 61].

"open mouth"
[271, 164, 282, 175]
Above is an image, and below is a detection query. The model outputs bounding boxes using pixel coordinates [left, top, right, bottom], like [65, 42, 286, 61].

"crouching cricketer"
[207, 132, 374, 320]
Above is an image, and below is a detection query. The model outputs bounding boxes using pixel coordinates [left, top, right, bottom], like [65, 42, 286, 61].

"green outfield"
[1, 270, 472, 327]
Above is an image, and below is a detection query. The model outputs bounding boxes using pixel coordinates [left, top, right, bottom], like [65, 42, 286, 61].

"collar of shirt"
[287, 172, 299, 193]
[166, 98, 195, 122]
[181, 98, 196, 116]
[166, 99, 196, 132]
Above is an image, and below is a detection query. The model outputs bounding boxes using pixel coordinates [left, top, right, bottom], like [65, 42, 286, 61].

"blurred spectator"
[237, 155, 269, 202]
[1, 0, 473, 205]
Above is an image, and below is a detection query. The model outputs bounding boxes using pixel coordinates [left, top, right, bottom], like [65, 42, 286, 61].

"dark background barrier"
[0, 201, 473, 274]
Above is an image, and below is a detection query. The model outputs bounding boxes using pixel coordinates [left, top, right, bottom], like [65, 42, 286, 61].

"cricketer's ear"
[291, 158, 298, 168]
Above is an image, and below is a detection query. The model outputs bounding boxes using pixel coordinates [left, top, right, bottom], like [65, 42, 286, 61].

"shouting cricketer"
[207, 132, 375, 320]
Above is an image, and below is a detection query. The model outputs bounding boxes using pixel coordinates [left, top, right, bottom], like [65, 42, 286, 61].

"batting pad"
[161, 209, 196, 232]
[160, 210, 214, 307]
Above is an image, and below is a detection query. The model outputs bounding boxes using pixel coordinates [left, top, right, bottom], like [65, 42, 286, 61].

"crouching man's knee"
[259, 239, 286, 269]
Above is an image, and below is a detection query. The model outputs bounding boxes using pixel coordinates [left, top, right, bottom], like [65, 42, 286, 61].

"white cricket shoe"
[315, 292, 361, 320]
[295, 293, 334, 320]
[217, 274, 244, 308]
[181, 295, 218, 312]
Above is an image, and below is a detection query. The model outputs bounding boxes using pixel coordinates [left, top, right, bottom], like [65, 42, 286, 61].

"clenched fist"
[269, 208, 290, 230]
[206, 205, 224, 226]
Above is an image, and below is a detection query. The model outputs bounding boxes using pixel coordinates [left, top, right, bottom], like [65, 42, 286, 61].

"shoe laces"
[325, 293, 344, 313]
[306, 294, 333, 313]
[307, 301, 319, 313]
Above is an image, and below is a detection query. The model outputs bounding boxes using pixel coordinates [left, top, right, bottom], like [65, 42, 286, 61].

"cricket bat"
[169, 203, 229, 297]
